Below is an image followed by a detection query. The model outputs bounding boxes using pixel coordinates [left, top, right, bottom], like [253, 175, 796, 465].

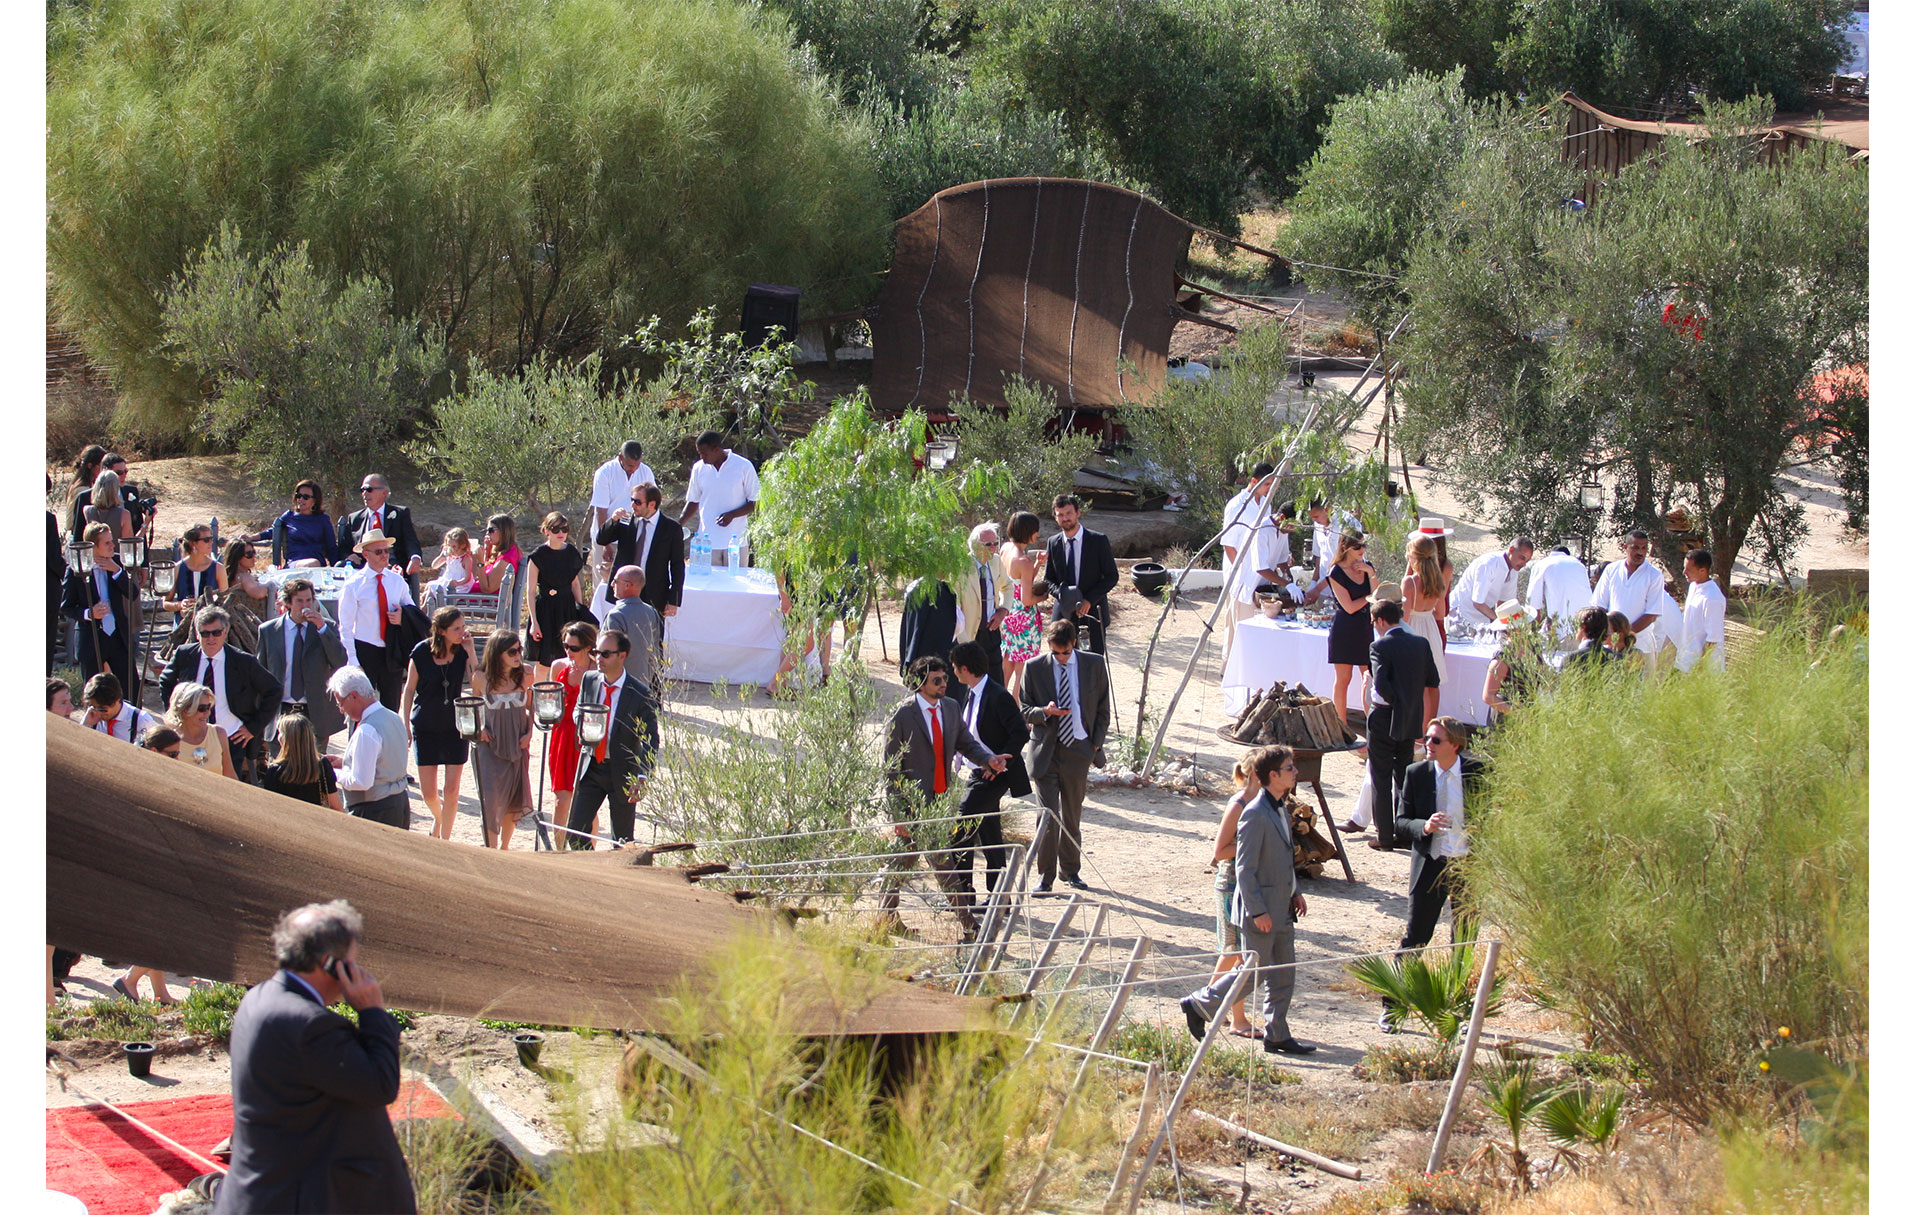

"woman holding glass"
[1325, 533, 1375, 722]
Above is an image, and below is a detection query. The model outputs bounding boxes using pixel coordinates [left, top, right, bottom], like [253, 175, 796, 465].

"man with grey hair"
[604, 565, 662, 688]
[325, 667, 412, 829]
[160, 603, 280, 782]
[214, 900, 414, 1214]
[956, 521, 1011, 675]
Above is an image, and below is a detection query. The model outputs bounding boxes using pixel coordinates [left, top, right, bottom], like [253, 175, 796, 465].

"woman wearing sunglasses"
[546, 621, 598, 840]
[267, 479, 340, 568]
[163, 680, 237, 779]
[162, 525, 228, 618]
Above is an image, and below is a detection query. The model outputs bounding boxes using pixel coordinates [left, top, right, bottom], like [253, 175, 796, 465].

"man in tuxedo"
[594, 483, 683, 626]
[336, 473, 423, 589]
[567, 628, 660, 848]
[941, 641, 1031, 933]
[1366, 598, 1440, 850]
[1020, 618, 1110, 893]
[213, 900, 414, 1215]
[256, 578, 350, 750]
[160, 605, 280, 781]
[1381, 717, 1485, 1033]
[955, 523, 1012, 676]
[1045, 495, 1120, 654]
[879, 655, 1008, 933]
[604, 566, 662, 688]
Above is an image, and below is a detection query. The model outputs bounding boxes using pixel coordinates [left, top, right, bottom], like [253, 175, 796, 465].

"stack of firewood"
[1226, 680, 1356, 750]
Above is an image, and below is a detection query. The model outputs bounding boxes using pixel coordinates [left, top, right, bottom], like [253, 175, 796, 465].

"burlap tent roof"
[870, 177, 1198, 416]
[1562, 93, 1869, 197]
[47, 721, 991, 1035]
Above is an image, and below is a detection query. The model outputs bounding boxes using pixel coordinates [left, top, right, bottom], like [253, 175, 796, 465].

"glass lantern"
[1578, 473, 1604, 512]
[67, 542, 93, 574]
[576, 702, 610, 752]
[453, 695, 484, 741]
[149, 559, 178, 597]
[117, 535, 147, 570]
[531, 681, 566, 729]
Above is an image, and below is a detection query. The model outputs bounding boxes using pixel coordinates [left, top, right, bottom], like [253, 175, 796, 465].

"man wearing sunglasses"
[160, 604, 281, 781]
[595, 482, 683, 626]
[567, 629, 660, 848]
[1379, 716, 1486, 1034]
[335, 474, 423, 587]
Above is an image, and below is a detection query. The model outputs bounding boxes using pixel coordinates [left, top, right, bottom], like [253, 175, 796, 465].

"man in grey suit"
[603, 565, 663, 689]
[1020, 618, 1111, 894]
[879, 655, 1007, 933]
[1179, 745, 1318, 1055]
[213, 900, 414, 1214]
[256, 578, 350, 748]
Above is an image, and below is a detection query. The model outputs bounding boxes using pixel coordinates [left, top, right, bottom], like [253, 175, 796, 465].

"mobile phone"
[322, 955, 340, 979]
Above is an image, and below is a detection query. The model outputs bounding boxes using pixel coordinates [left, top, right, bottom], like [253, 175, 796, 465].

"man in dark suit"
[1366, 598, 1440, 850]
[256, 578, 350, 750]
[336, 473, 423, 587]
[1380, 716, 1486, 1033]
[897, 578, 957, 679]
[160, 604, 281, 781]
[880, 655, 1007, 933]
[594, 482, 684, 626]
[942, 641, 1031, 931]
[566, 628, 660, 848]
[1020, 618, 1111, 893]
[213, 900, 414, 1215]
[1044, 494, 1120, 655]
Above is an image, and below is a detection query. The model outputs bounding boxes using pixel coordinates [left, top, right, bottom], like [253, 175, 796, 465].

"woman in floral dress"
[998, 511, 1049, 699]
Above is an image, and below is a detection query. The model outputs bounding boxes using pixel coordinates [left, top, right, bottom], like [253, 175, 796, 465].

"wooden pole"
[1004, 894, 1079, 1024]
[1426, 938, 1503, 1174]
[1020, 904, 1110, 1058]
[1188, 1108, 1362, 1180]
[1102, 1063, 1162, 1212]
[957, 844, 1026, 994]
[1123, 967, 1254, 1213]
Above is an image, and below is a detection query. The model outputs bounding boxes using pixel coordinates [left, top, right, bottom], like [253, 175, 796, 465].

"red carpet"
[47, 1080, 458, 1215]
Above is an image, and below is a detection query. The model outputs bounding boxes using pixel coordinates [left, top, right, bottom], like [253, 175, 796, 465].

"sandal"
[1228, 1025, 1259, 1039]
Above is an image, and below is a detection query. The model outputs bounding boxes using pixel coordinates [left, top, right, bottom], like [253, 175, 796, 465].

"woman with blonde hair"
[1204, 749, 1265, 1038]
[82, 468, 135, 540]
[1400, 535, 1449, 686]
[165, 680, 237, 779]
[401, 606, 478, 840]
[260, 712, 342, 810]
[1325, 533, 1375, 722]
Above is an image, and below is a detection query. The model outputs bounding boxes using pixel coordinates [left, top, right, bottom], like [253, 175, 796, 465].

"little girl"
[427, 528, 479, 596]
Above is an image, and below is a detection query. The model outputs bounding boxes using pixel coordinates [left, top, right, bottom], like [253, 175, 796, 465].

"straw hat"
[1373, 582, 1404, 605]
[1493, 598, 1540, 627]
[1410, 516, 1454, 539]
[354, 528, 394, 555]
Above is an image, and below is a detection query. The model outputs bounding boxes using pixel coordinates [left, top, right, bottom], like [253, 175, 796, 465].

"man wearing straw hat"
[336, 530, 415, 710]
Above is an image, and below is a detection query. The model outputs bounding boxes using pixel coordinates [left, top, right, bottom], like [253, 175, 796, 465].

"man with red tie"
[336, 473, 424, 596]
[565, 628, 660, 849]
[336, 531, 415, 711]
[877, 656, 1008, 934]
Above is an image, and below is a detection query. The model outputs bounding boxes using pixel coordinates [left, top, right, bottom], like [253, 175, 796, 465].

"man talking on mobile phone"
[213, 900, 416, 1215]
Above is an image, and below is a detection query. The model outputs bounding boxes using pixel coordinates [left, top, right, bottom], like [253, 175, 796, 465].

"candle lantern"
[149, 559, 178, 597]
[454, 695, 484, 741]
[532, 681, 566, 729]
[576, 701, 610, 751]
[118, 536, 147, 570]
[67, 542, 93, 574]
[1577, 472, 1604, 512]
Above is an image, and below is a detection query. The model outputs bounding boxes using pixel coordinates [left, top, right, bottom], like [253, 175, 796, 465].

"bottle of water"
[695, 531, 710, 572]
[727, 533, 741, 570]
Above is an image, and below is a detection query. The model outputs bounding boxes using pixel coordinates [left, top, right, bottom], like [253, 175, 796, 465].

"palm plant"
[1470, 1060, 1553, 1191]
[1535, 1083, 1627, 1171]
[1347, 939, 1504, 1041]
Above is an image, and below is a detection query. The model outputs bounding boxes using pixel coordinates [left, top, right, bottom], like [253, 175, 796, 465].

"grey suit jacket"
[256, 615, 350, 739]
[605, 597, 662, 688]
[1232, 788, 1297, 928]
[213, 971, 414, 1215]
[883, 695, 997, 817]
[1018, 650, 1111, 778]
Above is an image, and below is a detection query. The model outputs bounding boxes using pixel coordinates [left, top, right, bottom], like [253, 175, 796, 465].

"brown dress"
[474, 686, 533, 832]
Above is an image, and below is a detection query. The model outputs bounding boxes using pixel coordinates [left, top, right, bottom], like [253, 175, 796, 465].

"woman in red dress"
[546, 619, 598, 843]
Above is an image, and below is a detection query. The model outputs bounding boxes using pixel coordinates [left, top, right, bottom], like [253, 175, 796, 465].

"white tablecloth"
[256, 566, 356, 620]
[660, 567, 787, 685]
[1220, 616, 1502, 726]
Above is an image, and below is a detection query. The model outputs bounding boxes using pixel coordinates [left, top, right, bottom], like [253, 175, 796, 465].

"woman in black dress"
[524, 511, 586, 680]
[401, 606, 478, 840]
[1325, 532, 1375, 723]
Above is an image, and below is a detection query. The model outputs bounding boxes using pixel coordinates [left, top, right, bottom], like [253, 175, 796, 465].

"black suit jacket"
[1368, 625, 1440, 741]
[575, 671, 660, 799]
[961, 677, 1032, 799]
[596, 514, 685, 611]
[160, 643, 282, 742]
[212, 971, 414, 1215]
[61, 564, 134, 646]
[256, 615, 351, 738]
[1045, 527, 1119, 622]
[898, 579, 957, 679]
[336, 503, 423, 571]
[1397, 755, 1488, 893]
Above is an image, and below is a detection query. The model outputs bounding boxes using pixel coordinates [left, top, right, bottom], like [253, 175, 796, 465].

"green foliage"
[1104, 1019, 1303, 1086]
[1717, 1117, 1869, 1215]
[1556, 1048, 1648, 1083]
[47, 998, 165, 1043]
[1471, 1060, 1552, 1189]
[332, 1003, 417, 1032]
[398, 1118, 540, 1215]
[179, 981, 247, 1041]
[1354, 1039, 1459, 1082]
[1466, 613, 1866, 1127]
[762, 0, 944, 112]
[629, 307, 814, 459]
[949, 378, 1101, 528]
[1347, 941, 1504, 1043]
[49, 0, 886, 435]
[751, 393, 1010, 613]
[1398, 98, 1869, 578]
[161, 225, 445, 516]
[1368, 0, 1514, 96]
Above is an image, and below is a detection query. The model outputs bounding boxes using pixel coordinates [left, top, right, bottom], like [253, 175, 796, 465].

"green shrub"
[1348, 940, 1505, 1042]
[1354, 1039, 1458, 1083]
[179, 982, 248, 1042]
[1104, 1020, 1301, 1087]
[1468, 615, 1867, 1126]
[762, 0, 943, 112]
[950, 378, 1101, 528]
[47, 998, 165, 1043]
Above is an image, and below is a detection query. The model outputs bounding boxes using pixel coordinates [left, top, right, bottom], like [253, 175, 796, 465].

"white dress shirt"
[685, 450, 760, 550]
[1221, 488, 1257, 556]
[1232, 516, 1286, 605]
[590, 458, 659, 519]
[1310, 519, 1339, 577]
[956, 681, 990, 770]
[1429, 760, 1468, 859]
[1591, 559, 1663, 632]
[1524, 551, 1593, 634]
[1052, 654, 1085, 741]
[279, 618, 330, 702]
[336, 712, 385, 792]
[196, 647, 239, 733]
[338, 566, 415, 653]
[93, 703, 159, 742]
[1676, 578, 1727, 671]
[1453, 550, 1520, 623]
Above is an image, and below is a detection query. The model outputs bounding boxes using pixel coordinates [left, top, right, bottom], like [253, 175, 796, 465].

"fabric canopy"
[870, 177, 1197, 415]
[46, 721, 991, 1035]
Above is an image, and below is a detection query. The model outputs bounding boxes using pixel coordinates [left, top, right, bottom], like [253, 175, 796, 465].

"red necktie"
[375, 573, 389, 643]
[596, 682, 613, 762]
[930, 703, 946, 795]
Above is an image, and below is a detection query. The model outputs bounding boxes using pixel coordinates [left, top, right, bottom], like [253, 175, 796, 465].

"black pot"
[124, 1041, 157, 1078]
[513, 1032, 545, 1068]
[1130, 562, 1173, 599]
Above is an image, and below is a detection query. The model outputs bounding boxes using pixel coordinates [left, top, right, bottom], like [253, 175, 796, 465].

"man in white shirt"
[1221, 465, 1280, 654]
[589, 440, 657, 573]
[1381, 716, 1483, 1031]
[1524, 545, 1594, 642]
[680, 430, 760, 557]
[1675, 548, 1727, 672]
[80, 672, 158, 743]
[1590, 531, 1663, 650]
[1451, 538, 1535, 624]
[336, 531, 416, 710]
[1307, 497, 1351, 580]
[1226, 504, 1290, 661]
[326, 666, 413, 829]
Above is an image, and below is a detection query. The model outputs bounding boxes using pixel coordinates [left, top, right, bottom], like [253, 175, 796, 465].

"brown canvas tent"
[1561, 93, 1868, 200]
[46, 721, 990, 1035]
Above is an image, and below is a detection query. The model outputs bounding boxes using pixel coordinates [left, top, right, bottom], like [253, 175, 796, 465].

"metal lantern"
[453, 695, 484, 741]
[148, 559, 178, 597]
[67, 541, 94, 574]
[925, 436, 959, 471]
[1577, 472, 1604, 513]
[117, 536, 147, 569]
[532, 681, 566, 729]
[576, 701, 610, 751]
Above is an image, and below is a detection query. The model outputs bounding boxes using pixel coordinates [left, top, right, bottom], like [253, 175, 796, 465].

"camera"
[122, 481, 160, 527]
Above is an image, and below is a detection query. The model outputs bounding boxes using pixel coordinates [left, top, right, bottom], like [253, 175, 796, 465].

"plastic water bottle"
[727, 533, 741, 570]
[695, 531, 710, 572]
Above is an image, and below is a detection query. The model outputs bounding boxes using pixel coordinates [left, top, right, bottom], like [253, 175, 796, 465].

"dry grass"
[1174, 1082, 1450, 1167]
[1185, 205, 1292, 287]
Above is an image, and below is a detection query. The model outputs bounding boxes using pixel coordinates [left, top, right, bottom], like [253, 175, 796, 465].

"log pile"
[1225, 681, 1356, 749]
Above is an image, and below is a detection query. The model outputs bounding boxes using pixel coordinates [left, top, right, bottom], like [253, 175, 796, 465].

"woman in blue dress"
[268, 479, 340, 567]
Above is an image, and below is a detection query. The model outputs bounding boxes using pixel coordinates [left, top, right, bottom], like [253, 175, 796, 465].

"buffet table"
[1221, 616, 1503, 726]
[660, 566, 787, 686]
